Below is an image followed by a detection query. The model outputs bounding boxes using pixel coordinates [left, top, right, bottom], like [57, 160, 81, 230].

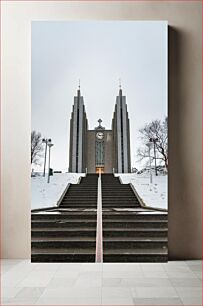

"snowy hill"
[31, 173, 85, 210]
[116, 173, 168, 210]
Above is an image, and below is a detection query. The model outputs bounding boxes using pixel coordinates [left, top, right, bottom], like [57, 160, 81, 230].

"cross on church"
[119, 78, 122, 89]
[98, 119, 102, 126]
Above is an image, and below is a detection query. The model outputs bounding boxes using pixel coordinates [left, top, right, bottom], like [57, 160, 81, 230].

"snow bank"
[31, 173, 85, 210]
[32, 172, 167, 211]
[116, 173, 168, 210]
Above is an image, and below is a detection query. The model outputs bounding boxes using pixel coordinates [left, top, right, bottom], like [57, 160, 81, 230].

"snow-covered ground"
[116, 173, 168, 210]
[32, 172, 167, 211]
[31, 173, 85, 210]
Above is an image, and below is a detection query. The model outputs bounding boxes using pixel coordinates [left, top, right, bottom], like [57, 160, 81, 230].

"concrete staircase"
[101, 174, 168, 262]
[31, 173, 168, 263]
[31, 174, 98, 262]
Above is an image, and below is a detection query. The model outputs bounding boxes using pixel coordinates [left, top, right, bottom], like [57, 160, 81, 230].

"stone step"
[60, 202, 97, 205]
[31, 248, 95, 263]
[102, 201, 139, 204]
[59, 199, 97, 207]
[59, 202, 97, 205]
[102, 191, 134, 193]
[102, 204, 140, 208]
[32, 212, 167, 221]
[66, 195, 97, 197]
[102, 187, 132, 190]
[68, 188, 97, 190]
[32, 228, 96, 238]
[75, 185, 97, 186]
[32, 220, 97, 228]
[69, 186, 97, 189]
[103, 190, 130, 191]
[102, 200, 139, 204]
[58, 208, 97, 211]
[54, 208, 97, 212]
[32, 236, 96, 241]
[103, 228, 168, 238]
[32, 213, 97, 220]
[59, 204, 97, 208]
[32, 239, 96, 248]
[64, 195, 97, 198]
[103, 248, 168, 263]
[102, 185, 132, 187]
[32, 216, 97, 221]
[102, 214, 167, 220]
[68, 187, 97, 189]
[32, 239, 167, 249]
[64, 194, 97, 197]
[63, 196, 97, 203]
[102, 208, 153, 212]
[102, 194, 136, 197]
[102, 220, 167, 229]
[103, 238, 167, 249]
[102, 197, 138, 201]
[102, 193, 135, 196]
[64, 192, 97, 195]
[102, 207, 140, 210]
[104, 200, 139, 202]
[74, 182, 97, 184]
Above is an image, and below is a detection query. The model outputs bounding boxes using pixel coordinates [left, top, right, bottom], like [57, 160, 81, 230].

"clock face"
[96, 132, 104, 140]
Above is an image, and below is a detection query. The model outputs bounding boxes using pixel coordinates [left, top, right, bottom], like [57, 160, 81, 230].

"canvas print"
[31, 21, 168, 262]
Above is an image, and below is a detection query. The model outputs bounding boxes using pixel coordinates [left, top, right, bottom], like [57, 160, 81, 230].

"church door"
[96, 167, 104, 174]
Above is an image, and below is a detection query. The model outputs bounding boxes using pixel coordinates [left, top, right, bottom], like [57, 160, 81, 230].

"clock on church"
[96, 132, 104, 140]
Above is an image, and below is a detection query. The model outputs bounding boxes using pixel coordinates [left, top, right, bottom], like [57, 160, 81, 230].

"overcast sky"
[32, 21, 167, 171]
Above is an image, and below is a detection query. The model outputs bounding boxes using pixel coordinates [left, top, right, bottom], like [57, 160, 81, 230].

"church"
[68, 85, 131, 174]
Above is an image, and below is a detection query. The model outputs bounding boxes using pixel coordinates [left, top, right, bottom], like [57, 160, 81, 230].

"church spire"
[119, 78, 122, 96]
[77, 79, 81, 97]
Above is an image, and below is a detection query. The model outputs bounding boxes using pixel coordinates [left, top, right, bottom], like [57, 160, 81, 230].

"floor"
[1, 260, 202, 305]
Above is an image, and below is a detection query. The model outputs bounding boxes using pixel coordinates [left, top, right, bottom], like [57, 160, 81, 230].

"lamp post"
[42, 138, 52, 177]
[47, 141, 54, 183]
[150, 137, 158, 176]
[146, 142, 153, 184]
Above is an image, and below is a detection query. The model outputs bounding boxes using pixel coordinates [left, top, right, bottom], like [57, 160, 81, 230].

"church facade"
[69, 86, 131, 173]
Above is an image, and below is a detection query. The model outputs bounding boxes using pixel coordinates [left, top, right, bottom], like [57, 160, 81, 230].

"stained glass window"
[96, 141, 104, 166]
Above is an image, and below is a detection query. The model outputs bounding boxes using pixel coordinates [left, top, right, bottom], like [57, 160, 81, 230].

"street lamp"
[150, 137, 158, 176]
[47, 141, 54, 183]
[146, 142, 153, 184]
[42, 138, 52, 177]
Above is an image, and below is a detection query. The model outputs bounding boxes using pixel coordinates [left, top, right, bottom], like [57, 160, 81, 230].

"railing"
[95, 172, 103, 262]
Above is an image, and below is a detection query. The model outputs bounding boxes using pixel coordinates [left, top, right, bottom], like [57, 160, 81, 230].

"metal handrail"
[95, 172, 103, 263]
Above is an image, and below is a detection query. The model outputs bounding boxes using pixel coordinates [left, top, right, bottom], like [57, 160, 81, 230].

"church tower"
[112, 85, 131, 173]
[69, 82, 131, 173]
[69, 84, 88, 173]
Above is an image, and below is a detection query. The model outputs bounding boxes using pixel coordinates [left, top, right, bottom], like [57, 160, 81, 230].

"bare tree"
[31, 130, 43, 165]
[137, 118, 168, 169]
